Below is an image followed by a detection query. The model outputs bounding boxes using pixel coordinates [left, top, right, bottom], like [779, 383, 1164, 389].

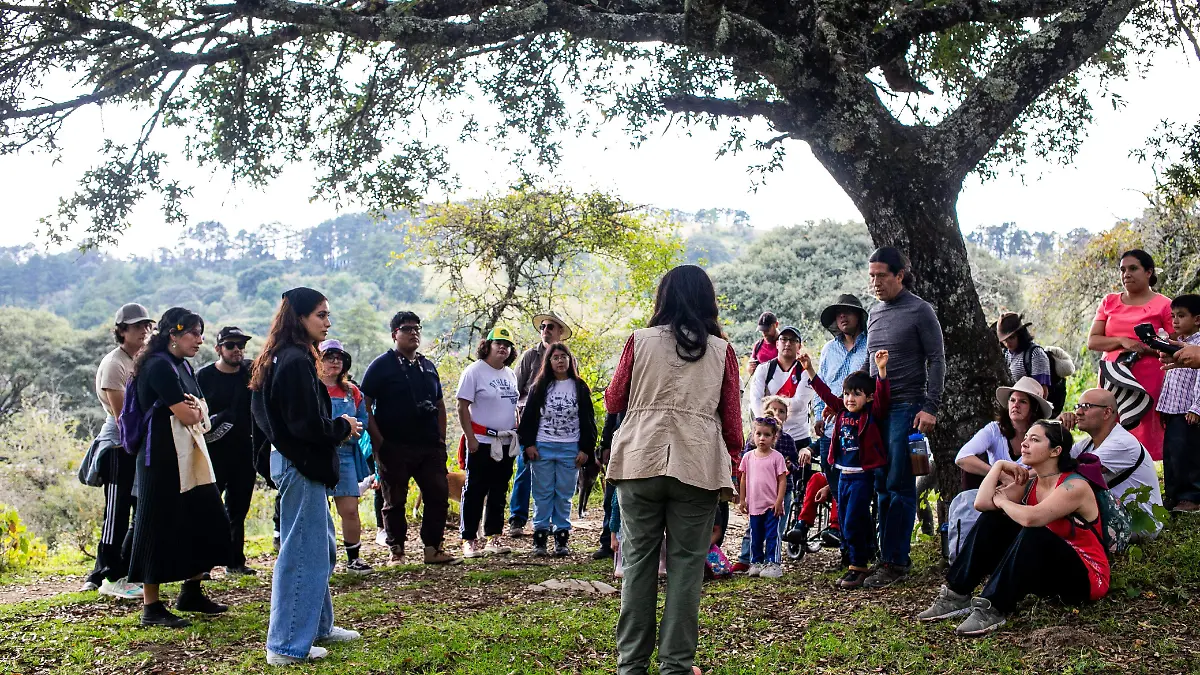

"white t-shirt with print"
[457, 360, 519, 444]
[537, 379, 581, 443]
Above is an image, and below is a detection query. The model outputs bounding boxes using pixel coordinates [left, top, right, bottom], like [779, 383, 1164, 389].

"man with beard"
[197, 326, 260, 576]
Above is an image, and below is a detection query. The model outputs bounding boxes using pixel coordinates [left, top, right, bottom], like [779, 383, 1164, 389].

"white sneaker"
[747, 564, 763, 577]
[266, 646, 328, 665]
[316, 626, 361, 644]
[759, 563, 783, 579]
[98, 578, 143, 600]
[484, 536, 511, 555]
[462, 539, 487, 558]
[78, 580, 99, 592]
[375, 529, 388, 547]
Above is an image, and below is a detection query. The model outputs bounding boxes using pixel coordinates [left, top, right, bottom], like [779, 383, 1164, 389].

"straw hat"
[996, 376, 1052, 419]
[531, 310, 572, 340]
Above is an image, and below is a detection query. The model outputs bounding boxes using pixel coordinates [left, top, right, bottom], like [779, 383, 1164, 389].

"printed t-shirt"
[95, 346, 134, 417]
[456, 360, 519, 444]
[835, 411, 864, 473]
[537, 379, 580, 443]
[738, 449, 788, 516]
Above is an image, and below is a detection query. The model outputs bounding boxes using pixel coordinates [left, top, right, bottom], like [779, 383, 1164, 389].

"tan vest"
[608, 326, 735, 498]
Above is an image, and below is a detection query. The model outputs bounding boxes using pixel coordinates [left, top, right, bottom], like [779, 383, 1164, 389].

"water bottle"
[908, 433, 932, 476]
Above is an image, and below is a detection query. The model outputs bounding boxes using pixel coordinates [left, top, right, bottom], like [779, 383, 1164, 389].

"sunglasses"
[540, 323, 558, 331]
[220, 342, 245, 350]
[753, 416, 780, 427]
[322, 352, 344, 360]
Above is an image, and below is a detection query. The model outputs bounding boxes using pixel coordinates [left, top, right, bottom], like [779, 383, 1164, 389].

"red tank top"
[1027, 474, 1110, 601]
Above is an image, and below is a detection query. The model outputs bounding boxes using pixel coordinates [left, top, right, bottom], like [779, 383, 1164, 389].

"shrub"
[0, 504, 47, 572]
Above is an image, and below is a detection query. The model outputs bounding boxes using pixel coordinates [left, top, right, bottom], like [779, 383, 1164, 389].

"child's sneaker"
[759, 563, 783, 579]
[838, 568, 869, 589]
[747, 563, 763, 577]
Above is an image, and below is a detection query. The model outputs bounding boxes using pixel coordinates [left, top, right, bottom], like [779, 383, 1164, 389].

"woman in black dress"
[127, 307, 232, 627]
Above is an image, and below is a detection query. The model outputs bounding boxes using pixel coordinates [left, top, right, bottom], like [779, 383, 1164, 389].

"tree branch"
[935, 0, 1139, 180]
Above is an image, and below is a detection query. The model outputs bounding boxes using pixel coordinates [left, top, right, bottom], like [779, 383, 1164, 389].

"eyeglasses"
[220, 342, 245, 350]
[777, 336, 800, 344]
[322, 353, 343, 361]
[1073, 402, 1111, 413]
[397, 325, 422, 334]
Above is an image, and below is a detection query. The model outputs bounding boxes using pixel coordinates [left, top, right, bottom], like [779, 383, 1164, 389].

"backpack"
[946, 489, 982, 565]
[1080, 485, 1133, 561]
[118, 352, 189, 462]
[1024, 344, 1073, 416]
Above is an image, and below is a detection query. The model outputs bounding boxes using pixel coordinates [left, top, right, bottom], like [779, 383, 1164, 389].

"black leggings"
[947, 510, 1092, 614]
[460, 445, 514, 540]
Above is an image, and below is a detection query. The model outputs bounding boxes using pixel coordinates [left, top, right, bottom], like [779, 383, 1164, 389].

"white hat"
[996, 376, 1053, 420]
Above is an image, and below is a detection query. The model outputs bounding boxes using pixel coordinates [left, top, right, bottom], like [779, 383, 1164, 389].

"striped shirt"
[1156, 332, 1200, 416]
[1004, 345, 1051, 388]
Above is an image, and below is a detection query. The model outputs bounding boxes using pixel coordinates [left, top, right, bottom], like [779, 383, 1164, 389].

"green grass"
[3, 519, 1200, 674]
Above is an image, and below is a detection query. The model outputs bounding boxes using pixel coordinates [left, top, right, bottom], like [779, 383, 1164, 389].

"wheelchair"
[783, 462, 835, 561]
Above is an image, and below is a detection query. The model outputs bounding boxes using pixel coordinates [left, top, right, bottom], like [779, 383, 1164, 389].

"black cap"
[757, 311, 778, 331]
[217, 326, 251, 344]
[778, 325, 802, 342]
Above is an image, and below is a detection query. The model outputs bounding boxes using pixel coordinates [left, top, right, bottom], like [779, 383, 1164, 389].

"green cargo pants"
[615, 476, 719, 675]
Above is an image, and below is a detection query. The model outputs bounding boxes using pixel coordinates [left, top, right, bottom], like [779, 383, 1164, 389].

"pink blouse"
[1093, 293, 1173, 362]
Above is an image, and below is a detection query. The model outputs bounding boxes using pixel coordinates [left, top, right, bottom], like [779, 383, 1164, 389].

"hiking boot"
[954, 597, 1007, 637]
[759, 563, 783, 579]
[226, 565, 258, 577]
[175, 583, 228, 614]
[98, 577, 143, 600]
[532, 530, 550, 557]
[508, 522, 526, 538]
[863, 563, 908, 589]
[553, 530, 571, 557]
[783, 522, 809, 545]
[484, 536, 511, 555]
[266, 646, 328, 665]
[730, 561, 751, 574]
[423, 546, 462, 565]
[346, 558, 374, 574]
[592, 546, 614, 560]
[918, 585, 972, 621]
[141, 601, 191, 628]
[838, 568, 870, 590]
[462, 539, 486, 559]
[315, 626, 361, 644]
[388, 545, 406, 565]
[747, 563, 763, 577]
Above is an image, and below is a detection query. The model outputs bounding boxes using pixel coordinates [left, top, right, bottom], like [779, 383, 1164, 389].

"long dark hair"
[529, 342, 580, 403]
[869, 246, 916, 290]
[1032, 420, 1077, 473]
[997, 391, 1036, 441]
[133, 307, 202, 376]
[1119, 249, 1158, 288]
[250, 293, 327, 391]
[648, 265, 724, 362]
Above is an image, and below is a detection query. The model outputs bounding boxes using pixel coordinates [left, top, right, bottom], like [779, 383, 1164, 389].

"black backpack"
[1024, 344, 1067, 416]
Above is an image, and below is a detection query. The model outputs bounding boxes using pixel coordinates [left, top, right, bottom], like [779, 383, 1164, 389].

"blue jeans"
[874, 402, 920, 569]
[530, 441, 579, 532]
[508, 452, 532, 526]
[268, 451, 336, 659]
[749, 511, 780, 564]
[838, 471, 875, 567]
[738, 484, 792, 564]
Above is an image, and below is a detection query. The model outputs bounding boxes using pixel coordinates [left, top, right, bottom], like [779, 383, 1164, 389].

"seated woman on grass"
[918, 420, 1110, 636]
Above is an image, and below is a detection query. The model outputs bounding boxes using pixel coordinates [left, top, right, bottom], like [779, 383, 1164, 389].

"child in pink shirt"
[739, 416, 790, 579]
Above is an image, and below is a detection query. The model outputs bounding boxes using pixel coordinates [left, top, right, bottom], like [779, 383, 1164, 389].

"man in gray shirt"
[863, 247, 945, 588]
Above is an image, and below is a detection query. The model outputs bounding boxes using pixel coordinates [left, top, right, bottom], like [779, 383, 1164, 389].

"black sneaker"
[345, 558, 374, 574]
[226, 565, 258, 577]
[863, 563, 909, 589]
[782, 522, 809, 545]
[838, 569, 869, 589]
[591, 547, 614, 560]
[819, 527, 843, 548]
[141, 601, 192, 628]
[175, 591, 228, 614]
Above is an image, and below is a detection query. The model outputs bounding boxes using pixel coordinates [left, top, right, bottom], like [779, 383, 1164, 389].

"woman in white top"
[456, 326, 520, 559]
[516, 342, 598, 557]
[955, 377, 1051, 488]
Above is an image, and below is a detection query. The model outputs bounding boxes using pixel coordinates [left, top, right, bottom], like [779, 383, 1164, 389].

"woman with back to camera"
[251, 287, 363, 665]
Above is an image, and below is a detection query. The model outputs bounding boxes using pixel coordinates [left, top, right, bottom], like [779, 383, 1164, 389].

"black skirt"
[126, 427, 232, 584]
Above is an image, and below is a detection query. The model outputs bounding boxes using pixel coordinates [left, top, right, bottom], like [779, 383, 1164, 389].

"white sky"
[1, 48, 1196, 258]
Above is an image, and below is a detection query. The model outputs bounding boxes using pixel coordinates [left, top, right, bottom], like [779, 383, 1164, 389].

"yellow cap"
[486, 326, 515, 342]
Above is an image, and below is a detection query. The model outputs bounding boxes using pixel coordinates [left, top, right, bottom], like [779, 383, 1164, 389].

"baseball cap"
[217, 326, 251, 344]
[778, 325, 802, 342]
[487, 326, 515, 343]
[114, 303, 153, 325]
[757, 311, 778, 330]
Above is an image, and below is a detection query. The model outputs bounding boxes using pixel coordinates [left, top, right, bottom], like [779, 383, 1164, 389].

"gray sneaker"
[954, 597, 1006, 637]
[917, 585, 972, 621]
[863, 563, 908, 589]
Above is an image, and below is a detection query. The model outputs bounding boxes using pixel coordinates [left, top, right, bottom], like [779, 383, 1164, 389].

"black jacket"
[517, 377, 598, 463]
[251, 343, 351, 488]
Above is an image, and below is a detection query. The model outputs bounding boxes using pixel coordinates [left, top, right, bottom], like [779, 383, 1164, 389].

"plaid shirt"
[1157, 332, 1200, 416]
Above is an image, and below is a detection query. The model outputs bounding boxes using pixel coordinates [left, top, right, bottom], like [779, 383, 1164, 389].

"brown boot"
[424, 545, 462, 565]
[388, 545, 405, 565]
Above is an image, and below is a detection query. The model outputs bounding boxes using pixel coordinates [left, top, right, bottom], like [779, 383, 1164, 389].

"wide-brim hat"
[996, 376, 1053, 420]
[531, 311, 572, 340]
[318, 338, 352, 373]
[1099, 359, 1152, 430]
[995, 312, 1032, 342]
[820, 295, 867, 335]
